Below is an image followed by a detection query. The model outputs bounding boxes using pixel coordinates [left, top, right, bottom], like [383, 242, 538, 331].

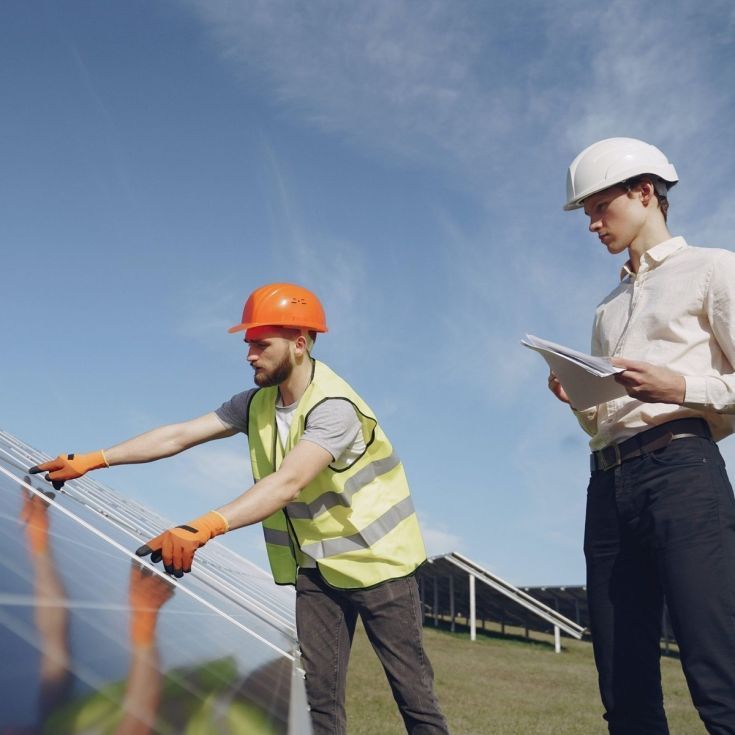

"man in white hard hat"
[550, 137, 735, 734]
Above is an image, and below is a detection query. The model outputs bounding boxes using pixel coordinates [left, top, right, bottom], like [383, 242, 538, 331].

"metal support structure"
[469, 573, 476, 641]
[449, 574, 455, 633]
[554, 625, 561, 654]
[417, 553, 585, 645]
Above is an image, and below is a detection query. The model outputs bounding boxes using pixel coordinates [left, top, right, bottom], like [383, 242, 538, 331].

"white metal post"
[469, 573, 476, 641]
[554, 625, 561, 653]
[449, 574, 455, 632]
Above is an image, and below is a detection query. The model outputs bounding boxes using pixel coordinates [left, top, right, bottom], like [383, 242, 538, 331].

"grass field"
[345, 622, 705, 734]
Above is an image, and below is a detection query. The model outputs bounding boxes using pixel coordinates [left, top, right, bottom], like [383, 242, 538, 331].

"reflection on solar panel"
[0, 429, 312, 734]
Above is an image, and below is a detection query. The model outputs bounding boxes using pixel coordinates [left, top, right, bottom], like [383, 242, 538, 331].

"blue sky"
[3, 0, 735, 585]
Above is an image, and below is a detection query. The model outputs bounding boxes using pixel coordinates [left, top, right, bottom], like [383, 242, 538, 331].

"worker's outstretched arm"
[104, 412, 237, 464]
[136, 439, 332, 576]
[29, 412, 236, 489]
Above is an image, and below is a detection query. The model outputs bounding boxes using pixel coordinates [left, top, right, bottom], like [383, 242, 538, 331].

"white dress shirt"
[575, 236, 735, 450]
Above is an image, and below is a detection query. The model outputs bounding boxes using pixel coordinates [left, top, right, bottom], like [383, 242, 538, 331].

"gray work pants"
[295, 569, 450, 735]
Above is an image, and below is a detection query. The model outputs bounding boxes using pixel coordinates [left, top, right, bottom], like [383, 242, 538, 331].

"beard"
[253, 352, 294, 387]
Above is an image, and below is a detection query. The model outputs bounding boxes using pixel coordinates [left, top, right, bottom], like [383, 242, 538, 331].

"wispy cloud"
[175, 141, 375, 361]
[418, 514, 463, 557]
[261, 142, 385, 363]
[186, 0, 735, 206]
[175, 278, 242, 351]
[545, 0, 735, 239]
[176, 0, 735, 587]
[173, 442, 254, 501]
[184, 0, 735, 359]
[185, 0, 537, 187]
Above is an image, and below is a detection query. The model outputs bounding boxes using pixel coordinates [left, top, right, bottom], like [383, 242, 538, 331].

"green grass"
[345, 622, 705, 734]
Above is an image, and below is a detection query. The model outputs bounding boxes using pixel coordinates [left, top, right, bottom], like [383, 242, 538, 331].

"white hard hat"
[564, 137, 678, 211]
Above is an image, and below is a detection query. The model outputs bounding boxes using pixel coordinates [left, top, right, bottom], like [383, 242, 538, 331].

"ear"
[292, 333, 309, 357]
[637, 178, 655, 206]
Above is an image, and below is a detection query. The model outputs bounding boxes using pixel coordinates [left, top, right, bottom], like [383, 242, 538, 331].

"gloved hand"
[29, 450, 109, 490]
[135, 511, 229, 578]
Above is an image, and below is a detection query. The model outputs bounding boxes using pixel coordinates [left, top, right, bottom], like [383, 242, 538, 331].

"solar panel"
[417, 552, 586, 645]
[0, 429, 312, 734]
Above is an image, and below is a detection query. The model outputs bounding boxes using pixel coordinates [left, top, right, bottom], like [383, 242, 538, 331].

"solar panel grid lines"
[51, 478, 297, 632]
[0, 463, 296, 661]
[0, 455, 296, 645]
[0, 428, 312, 734]
[0, 432, 297, 631]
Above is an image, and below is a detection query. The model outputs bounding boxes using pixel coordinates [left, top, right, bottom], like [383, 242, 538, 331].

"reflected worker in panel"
[17, 483, 173, 735]
[21, 484, 173, 735]
[549, 138, 735, 733]
[40, 562, 173, 735]
[18, 477, 73, 731]
[35, 558, 283, 734]
[115, 563, 174, 735]
[30, 283, 449, 735]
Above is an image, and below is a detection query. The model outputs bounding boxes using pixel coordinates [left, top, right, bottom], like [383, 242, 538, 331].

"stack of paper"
[521, 334, 627, 410]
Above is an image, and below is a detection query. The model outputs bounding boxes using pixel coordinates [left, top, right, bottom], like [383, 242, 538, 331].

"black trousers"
[295, 569, 449, 735]
[585, 435, 735, 734]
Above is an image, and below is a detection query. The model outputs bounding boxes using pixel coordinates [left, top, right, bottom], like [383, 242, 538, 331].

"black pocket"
[648, 438, 708, 468]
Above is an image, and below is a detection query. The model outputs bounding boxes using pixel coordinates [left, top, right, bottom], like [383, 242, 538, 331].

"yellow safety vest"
[248, 360, 426, 589]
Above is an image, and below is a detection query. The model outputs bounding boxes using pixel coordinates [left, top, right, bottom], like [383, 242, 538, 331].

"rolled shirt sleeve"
[683, 250, 735, 414]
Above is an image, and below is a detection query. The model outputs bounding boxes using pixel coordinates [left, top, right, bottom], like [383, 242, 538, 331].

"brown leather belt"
[591, 418, 712, 472]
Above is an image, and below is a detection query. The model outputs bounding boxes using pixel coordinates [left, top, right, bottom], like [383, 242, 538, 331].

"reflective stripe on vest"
[263, 527, 291, 547]
[300, 495, 416, 559]
[286, 451, 401, 520]
[249, 360, 426, 589]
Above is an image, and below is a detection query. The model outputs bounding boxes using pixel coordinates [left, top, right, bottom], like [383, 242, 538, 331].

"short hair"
[625, 175, 670, 222]
[281, 327, 316, 352]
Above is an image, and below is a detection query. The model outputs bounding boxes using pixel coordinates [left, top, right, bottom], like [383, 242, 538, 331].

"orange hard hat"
[228, 283, 328, 335]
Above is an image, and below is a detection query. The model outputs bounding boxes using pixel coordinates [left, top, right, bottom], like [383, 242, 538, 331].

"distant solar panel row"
[0, 429, 312, 734]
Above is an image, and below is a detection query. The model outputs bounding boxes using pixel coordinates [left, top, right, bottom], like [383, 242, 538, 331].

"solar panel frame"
[0, 428, 312, 734]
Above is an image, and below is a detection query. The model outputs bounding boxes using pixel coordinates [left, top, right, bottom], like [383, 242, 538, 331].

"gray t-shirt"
[216, 389, 365, 465]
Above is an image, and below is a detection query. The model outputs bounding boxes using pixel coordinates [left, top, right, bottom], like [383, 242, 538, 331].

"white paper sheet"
[522, 334, 628, 410]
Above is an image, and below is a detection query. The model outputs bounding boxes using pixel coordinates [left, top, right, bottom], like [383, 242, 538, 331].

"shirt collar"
[619, 236, 687, 281]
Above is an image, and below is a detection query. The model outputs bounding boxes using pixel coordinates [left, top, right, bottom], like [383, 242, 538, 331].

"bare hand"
[548, 372, 571, 405]
[612, 358, 686, 404]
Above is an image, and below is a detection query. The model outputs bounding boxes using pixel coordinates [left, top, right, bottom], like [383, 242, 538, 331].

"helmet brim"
[227, 321, 328, 334]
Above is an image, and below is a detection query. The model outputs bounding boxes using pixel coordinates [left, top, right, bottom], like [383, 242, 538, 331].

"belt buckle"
[597, 443, 622, 472]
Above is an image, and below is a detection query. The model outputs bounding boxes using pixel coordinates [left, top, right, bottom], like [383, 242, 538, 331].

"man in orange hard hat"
[549, 138, 735, 734]
[30, 282, 449, 735]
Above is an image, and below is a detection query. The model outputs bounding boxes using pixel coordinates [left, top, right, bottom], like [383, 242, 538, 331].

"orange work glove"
[135, 511, 229, 578]
[29, 450, 109, 489]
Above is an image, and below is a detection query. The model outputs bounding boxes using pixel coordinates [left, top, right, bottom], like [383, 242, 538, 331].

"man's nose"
[588, 218, 601, 233]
